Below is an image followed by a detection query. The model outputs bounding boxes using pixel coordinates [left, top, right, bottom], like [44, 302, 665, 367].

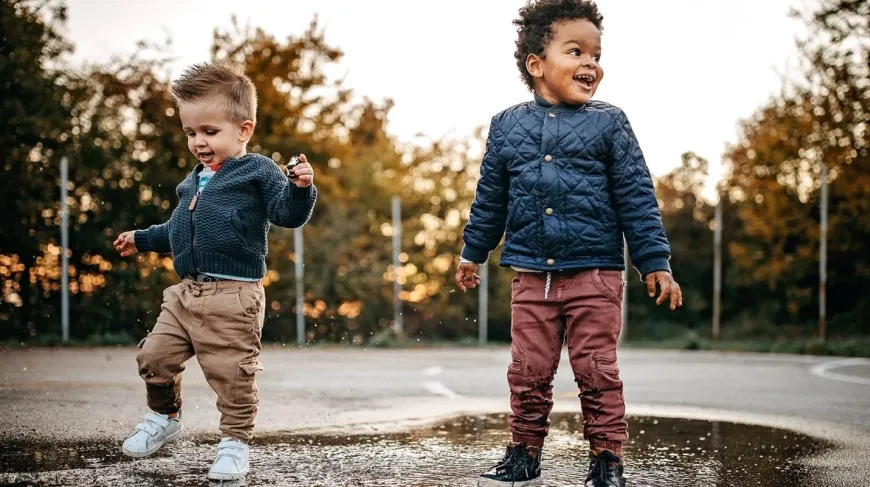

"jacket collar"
[532, 92, 588, 111]
[192, 152, 251, 176]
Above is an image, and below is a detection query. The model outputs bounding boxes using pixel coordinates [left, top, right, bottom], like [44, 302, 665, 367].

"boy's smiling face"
[527, 18, 603, 105]
[179, 97, 253, 168]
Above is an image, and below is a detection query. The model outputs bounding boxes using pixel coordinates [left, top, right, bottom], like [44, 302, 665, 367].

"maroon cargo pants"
[507, 268, 627, 454]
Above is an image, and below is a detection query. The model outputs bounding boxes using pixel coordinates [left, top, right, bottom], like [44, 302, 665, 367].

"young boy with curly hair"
[456, 1, 682, 485]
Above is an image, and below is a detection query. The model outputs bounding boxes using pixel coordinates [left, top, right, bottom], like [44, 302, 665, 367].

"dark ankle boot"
[478, 443, 542, 486]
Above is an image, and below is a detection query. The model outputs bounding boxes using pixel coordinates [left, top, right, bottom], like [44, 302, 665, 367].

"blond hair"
[170, 63, 257, 123]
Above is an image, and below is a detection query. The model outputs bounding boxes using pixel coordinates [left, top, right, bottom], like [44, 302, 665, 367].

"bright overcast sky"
[65, 0, 808, 193]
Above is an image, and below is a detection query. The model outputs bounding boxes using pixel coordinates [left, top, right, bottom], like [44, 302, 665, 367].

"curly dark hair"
[513, 0, 604, 91]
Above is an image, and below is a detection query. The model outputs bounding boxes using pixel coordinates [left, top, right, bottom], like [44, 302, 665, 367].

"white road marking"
[422, 366, 443, 376]
[421, 380, 460, 398]
[809, 358, 870, 386]
[420, 366, 459, 397]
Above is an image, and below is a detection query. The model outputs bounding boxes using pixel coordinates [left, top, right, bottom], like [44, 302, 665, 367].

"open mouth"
[198, 151, 215, 163]
[573, 73, 596, 89]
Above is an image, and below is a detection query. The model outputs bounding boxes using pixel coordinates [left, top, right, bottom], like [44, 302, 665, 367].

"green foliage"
[1, 0, 868, 352]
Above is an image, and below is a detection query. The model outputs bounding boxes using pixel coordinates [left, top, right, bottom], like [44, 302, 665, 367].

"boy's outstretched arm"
[457, 119, 509, 291]
[129, 173, 197, 254]
[259, 154, 318, 229]
[131, 221, 171, 254]
[608, 109, 682, 310]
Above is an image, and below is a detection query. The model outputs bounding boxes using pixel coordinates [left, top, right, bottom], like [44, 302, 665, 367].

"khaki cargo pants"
[136, 278, 266, 441]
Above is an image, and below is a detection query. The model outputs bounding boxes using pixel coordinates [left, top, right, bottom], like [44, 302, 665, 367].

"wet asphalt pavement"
[0, 414, 842, 486]
[1, 347, 869, 485]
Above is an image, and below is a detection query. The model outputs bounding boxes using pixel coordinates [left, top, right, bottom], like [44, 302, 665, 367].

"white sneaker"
[120, 411, 183, 458]
[207, 438, 250, 481]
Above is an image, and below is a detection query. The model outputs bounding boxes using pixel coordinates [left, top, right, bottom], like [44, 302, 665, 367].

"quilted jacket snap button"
[544, 155, 553, 162]
[545, 208, 553, 216]
[546, 259, 555, 266]
[548, 112, 556, 118]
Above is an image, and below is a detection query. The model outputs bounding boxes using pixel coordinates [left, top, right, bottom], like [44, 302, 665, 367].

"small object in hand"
[285, 156, 300, 179]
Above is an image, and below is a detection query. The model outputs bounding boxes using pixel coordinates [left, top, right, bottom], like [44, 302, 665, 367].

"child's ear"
[238, 120, 255, 143]
[526, 53, 545, 80]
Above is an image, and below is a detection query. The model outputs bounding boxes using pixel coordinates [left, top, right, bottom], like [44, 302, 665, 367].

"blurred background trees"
[2, 0, 867, 350]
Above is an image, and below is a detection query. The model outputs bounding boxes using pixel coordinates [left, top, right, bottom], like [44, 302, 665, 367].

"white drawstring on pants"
[544, 272, 552, 300]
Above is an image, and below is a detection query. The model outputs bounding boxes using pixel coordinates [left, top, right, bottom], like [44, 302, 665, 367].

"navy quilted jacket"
[134, 153, 317, 279]
[461, 94, 671, 278]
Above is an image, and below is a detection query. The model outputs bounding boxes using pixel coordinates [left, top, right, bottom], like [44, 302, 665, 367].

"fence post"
[819, 161, 828, 341]
[713, 192, 722, 340]
[294, 227, 305, 346]
[61, 156, 69, 342]
[392, 195, 403, 333]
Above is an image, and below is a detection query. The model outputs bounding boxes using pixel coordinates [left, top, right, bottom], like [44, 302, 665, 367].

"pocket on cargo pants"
[235, 358, 264, 404]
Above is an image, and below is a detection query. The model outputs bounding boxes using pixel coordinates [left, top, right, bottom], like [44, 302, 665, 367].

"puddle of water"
[0, 414, 837, 486]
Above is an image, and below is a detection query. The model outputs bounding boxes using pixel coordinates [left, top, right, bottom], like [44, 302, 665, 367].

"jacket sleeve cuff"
[290, 184, 314, 200]
[637, 255, 671, 279]
[134, 230, 152, 252]
[460, 245, 490, 264]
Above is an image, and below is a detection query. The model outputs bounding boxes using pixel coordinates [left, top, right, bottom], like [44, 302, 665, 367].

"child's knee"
[137, 350, 163, 381]
[507, 349, 558, 393]
[136, 338, 174, 382]
[571, 351, 621, 392]
[196, 355, 262, 405]
[136, 339, 155, 370]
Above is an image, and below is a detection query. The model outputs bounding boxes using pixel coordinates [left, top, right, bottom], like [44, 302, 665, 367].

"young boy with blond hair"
[114, 62, 317, 481]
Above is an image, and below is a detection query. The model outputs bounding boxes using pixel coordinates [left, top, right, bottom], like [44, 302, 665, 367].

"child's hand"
[113, 231, 138, 257]
[287, 153, 314, 188]
[454, 261, 482, 292]
[645, 271, 683, 310]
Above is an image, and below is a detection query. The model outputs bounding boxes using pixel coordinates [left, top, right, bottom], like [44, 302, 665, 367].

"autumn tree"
[723, 0, 870, 333]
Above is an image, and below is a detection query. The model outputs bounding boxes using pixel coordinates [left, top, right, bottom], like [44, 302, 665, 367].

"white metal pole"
[294, 227, 305, 346]
[713, 193, 722, 340]
[61, 156, 69, 342]
[819, 161, 828, 341]
[392, 195, 403, 333]
[479, 262, 488, 345]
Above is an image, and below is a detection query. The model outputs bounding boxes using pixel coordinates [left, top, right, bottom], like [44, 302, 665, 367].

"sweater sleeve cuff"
[290, 184, 314, 200]
[460, 245, 490, 264]
[637, 255, 671, 279]
[134, 230, 152, 252]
